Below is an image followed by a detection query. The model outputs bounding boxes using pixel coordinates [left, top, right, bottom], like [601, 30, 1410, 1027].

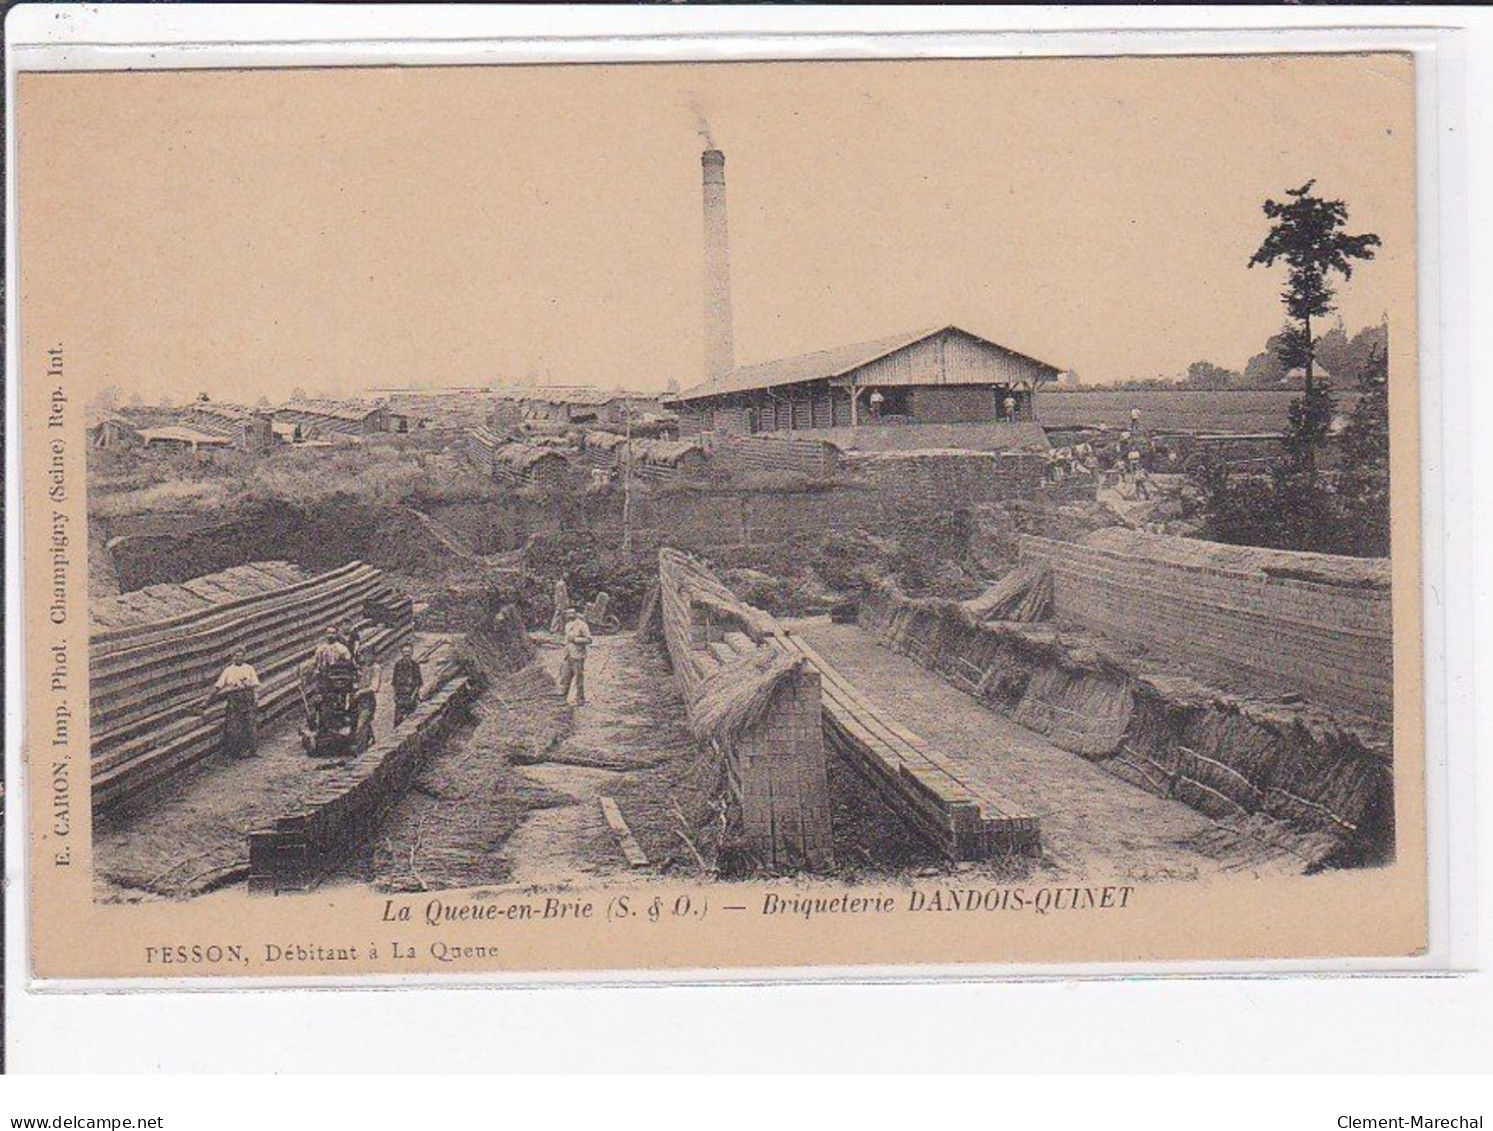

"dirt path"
[791, 619, 1306, 882]
[361, 630, 703, 892]
[95, 640, 429, 901]
[498, 763, 625, 887]
[501, 632, 687, 886]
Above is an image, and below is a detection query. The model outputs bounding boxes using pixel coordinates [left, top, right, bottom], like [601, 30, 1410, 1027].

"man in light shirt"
[314, 626, 352, 673]
[558, 606, 593, 706]
[207, 648, 261, 758]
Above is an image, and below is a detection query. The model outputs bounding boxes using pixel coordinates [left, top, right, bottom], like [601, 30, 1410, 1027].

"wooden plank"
[722, 631, 758, 656]
[785, 629, 1036, 829]
[599, 796, 649, 868]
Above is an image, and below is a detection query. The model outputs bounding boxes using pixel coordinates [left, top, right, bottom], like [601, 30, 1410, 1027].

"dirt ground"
[356, 630, 706, 891]
[356, 628, 1004, 891]
[100, 612, 1281, 901]
[349, 662, 585, 893]
[790, 618, 1311, 883]
[95, 643, 426, 901]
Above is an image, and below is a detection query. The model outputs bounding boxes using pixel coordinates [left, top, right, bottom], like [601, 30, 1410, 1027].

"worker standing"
[1127, 449, 1151, 498]
[352, 642, 380, 751]
[549, 579, 570, 635]
[312, 623, 352, 686]
[1003, 394, 1017, 421]
[338, 615, 362, 657]
[557, 606, 593, 707]
[311, 625, 353, 715]
[206, 649, 261, 758]
[314, 626, 352, 673]
[392, 643, 423, 727]
[1130, 406, 1142, 432]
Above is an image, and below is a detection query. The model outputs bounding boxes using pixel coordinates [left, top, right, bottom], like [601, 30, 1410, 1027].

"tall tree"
[1248, 181, 1380, 475]
[1336, 337, 1391, 556]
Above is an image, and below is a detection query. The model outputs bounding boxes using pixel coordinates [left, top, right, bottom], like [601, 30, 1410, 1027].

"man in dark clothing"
[392, 643, 423, 727]
[351, 642, 380, 752]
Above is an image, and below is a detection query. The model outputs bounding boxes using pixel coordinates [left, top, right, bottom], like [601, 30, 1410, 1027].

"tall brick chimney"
[701, 148, 735, 384]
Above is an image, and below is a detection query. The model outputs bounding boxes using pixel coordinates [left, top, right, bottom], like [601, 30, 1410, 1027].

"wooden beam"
[600, 796, 649, 868]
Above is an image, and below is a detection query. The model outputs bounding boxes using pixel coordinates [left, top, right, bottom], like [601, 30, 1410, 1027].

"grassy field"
[1038, 388, 1363, 434]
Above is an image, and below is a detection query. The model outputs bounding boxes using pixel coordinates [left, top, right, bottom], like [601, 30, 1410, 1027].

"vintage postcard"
[15, 50, 1429, 981]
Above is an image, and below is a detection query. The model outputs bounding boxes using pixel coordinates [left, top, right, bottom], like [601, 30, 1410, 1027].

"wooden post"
[621, 403, 634, 559]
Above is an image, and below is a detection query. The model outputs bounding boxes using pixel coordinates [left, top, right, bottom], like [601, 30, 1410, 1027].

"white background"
[3, 3, 1489, 1098]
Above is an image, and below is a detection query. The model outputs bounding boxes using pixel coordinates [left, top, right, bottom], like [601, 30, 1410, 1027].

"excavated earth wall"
[859, 581, 1393, 865]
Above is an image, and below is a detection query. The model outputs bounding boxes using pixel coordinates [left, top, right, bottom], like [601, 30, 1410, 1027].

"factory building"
[679, 146, 1060, 439]
[676, 324, 1059, 436]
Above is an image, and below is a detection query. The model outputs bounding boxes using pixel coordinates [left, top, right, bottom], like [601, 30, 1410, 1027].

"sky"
[18, 54, 1416, 401]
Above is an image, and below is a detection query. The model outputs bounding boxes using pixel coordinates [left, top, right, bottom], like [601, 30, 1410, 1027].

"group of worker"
[202, 618, 426, 760]
[1043, 408, 1180, 500]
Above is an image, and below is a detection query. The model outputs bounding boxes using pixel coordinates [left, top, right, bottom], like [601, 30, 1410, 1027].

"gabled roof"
[524, 386, 616, 407]
[280, 398, 386, 421]
[187, 401, 258, 422]
[140, 425, 233, 446]
[677, 324, 1060, 403]
[493, 440, 570, 470]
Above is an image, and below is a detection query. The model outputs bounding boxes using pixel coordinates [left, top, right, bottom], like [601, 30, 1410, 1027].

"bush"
[90, 437, 493, 518]
[521, 531, 654, 624]
[811, 530, 893, 595]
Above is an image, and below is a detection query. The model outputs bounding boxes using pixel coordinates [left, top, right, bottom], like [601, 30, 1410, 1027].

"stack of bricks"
[855, 571, 1389, 855]
[847, 450, 1044, 507]
[656, 548, 835, 870]
[713, 432, 842, 479]
[779, 631, 1040, 861]
[731, 664, 835, 870]
[1019, 532, 1392, 719]
[247, 672, 474, 893]
[91, 561, 415, 814]
[658, 548, 1036, 866]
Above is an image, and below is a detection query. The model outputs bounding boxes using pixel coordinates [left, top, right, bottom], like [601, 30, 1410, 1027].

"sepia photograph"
[16, 50, 1426, 979]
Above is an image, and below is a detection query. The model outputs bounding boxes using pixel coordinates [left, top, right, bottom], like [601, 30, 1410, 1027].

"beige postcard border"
[10, 38, 1436, 984]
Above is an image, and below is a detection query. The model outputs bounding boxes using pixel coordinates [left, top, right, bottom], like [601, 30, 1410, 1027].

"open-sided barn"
[87, 414, 142, 450]
[630, 439, 709, 481]
[675, 324, 1060, 439]
[137, 425, 234, 454]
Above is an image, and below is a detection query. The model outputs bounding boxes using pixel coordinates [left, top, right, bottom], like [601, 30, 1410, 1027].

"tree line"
[1062, 319, 1387, 393]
